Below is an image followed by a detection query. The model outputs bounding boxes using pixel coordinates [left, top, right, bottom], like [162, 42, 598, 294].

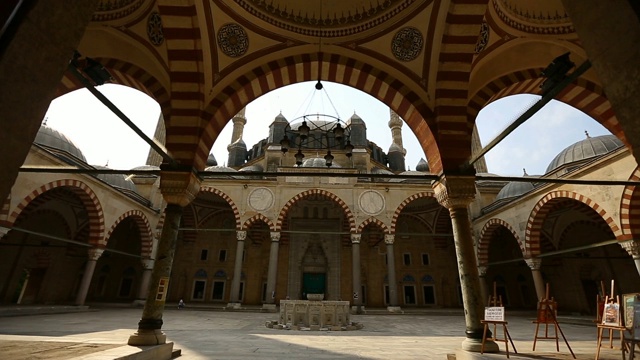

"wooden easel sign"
[485, 306, 505, 322]
[602, 301, 621, 326]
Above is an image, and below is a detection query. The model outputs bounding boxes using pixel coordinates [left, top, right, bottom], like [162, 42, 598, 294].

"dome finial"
[43, 117, 48, 126]
[585, 130, 590, 138]
[523, 168, 528, 176]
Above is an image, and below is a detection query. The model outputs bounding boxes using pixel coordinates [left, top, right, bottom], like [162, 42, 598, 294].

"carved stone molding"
[270, 232, 281, 242]
[351, 234, 361, 244]
[477, 266, 487, 276]
[88, 248, 104, 261]
[237, 230, 247, 241]
[621, 240, 640, 258]
[525, 257, 542, 270]
[384, 234, 395, 245]
[432, 176, 476, 209]
[159, 169, 201, 207]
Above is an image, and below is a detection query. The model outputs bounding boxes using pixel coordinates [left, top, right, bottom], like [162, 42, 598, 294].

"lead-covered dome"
[93, 166, 138, 192]
[300, 157, 342, 168]
[545, 134, 623, 174]
[34, 125, 86, 162]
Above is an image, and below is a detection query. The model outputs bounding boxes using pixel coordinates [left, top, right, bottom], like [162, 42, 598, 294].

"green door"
[302, 272, 326, 295]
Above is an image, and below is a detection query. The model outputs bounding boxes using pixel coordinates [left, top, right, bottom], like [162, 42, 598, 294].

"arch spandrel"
[525, 190, 623, 258]
[390, 192, 438, 234]
[478, 218, 524, 266]
[275, 189, 356, 233]
[356, 217, 390, 234]
[620, 167, 640, 240]
[242, 214, 275, 232]
[197, 187, 241, 230]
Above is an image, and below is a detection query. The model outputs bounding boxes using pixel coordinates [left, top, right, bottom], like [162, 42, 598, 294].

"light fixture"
[279, 114, 352, 168]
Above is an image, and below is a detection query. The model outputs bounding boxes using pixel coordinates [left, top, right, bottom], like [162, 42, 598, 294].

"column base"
[351, 305, 366, 314]
[226, 302, 242, 309]
[387, 306, 403, 313]
[461, 337, 499, 353]
[128, 329, 167, 346]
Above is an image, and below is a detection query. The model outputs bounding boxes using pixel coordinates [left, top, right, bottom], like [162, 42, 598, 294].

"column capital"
[351, 234, 361, 244]
[270, 232, 280, 242]
[432, 175, 476, 209]
[621, 239, 640, 258]
[88, 248, 104, 261]
[159, 167, 201, 207]
[141, 257, 155, 269]
[384, 234, 395, 245]
[477, 266, 487, 277]
[525, 257, 542, 270]
[236, 230, 247, 241]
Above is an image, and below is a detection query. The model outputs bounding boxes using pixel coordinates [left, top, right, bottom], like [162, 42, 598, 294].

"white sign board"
[484, 307, 505, 322]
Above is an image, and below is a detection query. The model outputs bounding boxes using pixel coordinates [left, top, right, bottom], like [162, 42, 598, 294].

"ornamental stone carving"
[621, 240, 640, 258]
[237, 231, 247, 241]
[384, 234, 395, 245]
[270, 232, 281, 242]
[351, 234, 361, 244]
[358, 190, 385, 215]
[147, 12, 164, 46]
[218, 23, 249, 57]
[248, 188, 274, 211]
[432, 176, 476, 209]
[525, 258, 542, 270]
[391, 27, 423, 61]
[475, 21, 489, 54]
[159, 169, 201, 207]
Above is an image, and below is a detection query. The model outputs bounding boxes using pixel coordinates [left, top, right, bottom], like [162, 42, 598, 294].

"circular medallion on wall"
[391, 27, 423, 61]
[358, 190, 385, 216]
[248, 187, 274, 211]
[217, 23, 249, 57]
[147, 12, 164, 46]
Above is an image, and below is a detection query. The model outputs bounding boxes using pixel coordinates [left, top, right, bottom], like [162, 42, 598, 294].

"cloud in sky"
[43, 83, 612, 177]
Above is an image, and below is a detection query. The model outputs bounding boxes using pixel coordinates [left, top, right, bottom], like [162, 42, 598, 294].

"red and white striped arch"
[2, 179, 105, 247]
[105, 210, 154, 258]
[619, 168, 640, 241]
[525, 190, 622, 258]
[357, 217, 390, 234]
[275, 189, 356, 233]
[242, 214, 275, 231]
[390, 192, 436, 234]
[199, 187, 241, 230]
[477, 218, 524, 266]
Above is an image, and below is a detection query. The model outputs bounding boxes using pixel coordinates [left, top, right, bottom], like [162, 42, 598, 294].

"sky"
[42, 82, 611, 176]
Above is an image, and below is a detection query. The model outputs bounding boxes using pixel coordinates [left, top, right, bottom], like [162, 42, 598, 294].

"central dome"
[34, 125, 86, 162]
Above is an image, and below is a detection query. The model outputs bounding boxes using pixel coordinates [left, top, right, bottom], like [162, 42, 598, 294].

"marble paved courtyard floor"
[0, 307, 632, 359]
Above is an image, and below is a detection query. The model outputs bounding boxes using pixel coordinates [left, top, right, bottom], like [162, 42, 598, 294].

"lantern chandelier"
[279, 113, 354, 167]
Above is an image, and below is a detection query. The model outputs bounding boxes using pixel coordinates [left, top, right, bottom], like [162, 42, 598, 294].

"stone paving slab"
[0, 308, 632, 359]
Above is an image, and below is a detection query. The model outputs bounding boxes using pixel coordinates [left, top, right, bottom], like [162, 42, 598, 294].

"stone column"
[263, 232, 280, 310]
[525, 258, 545, 301]
[385, 234, 401, 312]
[74, 248, 104, 306]
[621, 240, 640, 277]
[228, 230, 247, 307]
[128, 169, 199, 346]
[433, 175, 498, 353]
[136, 258, 155, 302]
[351, 234, 363, 314]
[477, 266, 489, 306]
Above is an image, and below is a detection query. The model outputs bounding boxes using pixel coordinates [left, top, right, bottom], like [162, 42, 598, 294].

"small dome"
[130, 165, 160, 178]
[34, 125, 86, 162]
[389, 170, 425, 183]
[371, 167, 394, 175]
[206, 153, 218, 166]
[545, 134, 623, 173]
[415, 158, 429, 172]
[239, 164, 264, 172]
[388, 143, 403, 153]
[204, 165, 238, 172]
[495, 180, 536, 200]
[299, 157, 342, 168]
[348, 113, 364, 124]
[274, 112, 288, 123]
[93, 166, 138, 192]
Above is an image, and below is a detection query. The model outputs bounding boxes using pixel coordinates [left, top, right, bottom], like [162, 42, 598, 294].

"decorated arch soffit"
[478, 218, 524, 266]
[3, 180, 106, 247]
[275, 189, 355, 233]
[390, 192, 441, 234]
[105, 210, 154, 258]
[357, 217, 390, 235]
[193, 187, 241, 230]
[525, 190, 623, 258]
[242, 214, 275, 231]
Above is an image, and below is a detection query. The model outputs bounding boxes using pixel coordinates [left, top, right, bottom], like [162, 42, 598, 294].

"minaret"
[387, 109, 406, 171]
[146, 112, 166, 166]
[227, 108, 248, 167]
[470, 125, 488, 173]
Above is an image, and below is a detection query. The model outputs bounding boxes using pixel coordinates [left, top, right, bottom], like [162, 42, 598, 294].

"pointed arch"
[620, 167, 640, 240]
[242, 214, 275, 231]
[357, 217, 389, 234]
[105, 210, 154, 258]
[275, 189, 355, 232]
[478, 218, 523, 266]
[199, 187, 241, 230]
[526, 190, 622, 258]
[390, 192, 435, 234]
[3, 179, 105, 247]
